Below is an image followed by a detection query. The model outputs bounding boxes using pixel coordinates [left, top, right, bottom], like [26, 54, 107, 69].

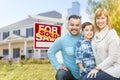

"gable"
[3, 34, 25, 41]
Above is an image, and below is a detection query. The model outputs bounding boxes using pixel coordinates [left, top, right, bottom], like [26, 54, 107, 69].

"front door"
[13, 48, 20, 58]
[3, 49, 9, 59]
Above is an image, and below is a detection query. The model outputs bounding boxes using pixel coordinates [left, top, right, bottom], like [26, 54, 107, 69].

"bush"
[20, 59, 50, 64]
[21, 55, 25, 60]
[0, 56, 3, 60]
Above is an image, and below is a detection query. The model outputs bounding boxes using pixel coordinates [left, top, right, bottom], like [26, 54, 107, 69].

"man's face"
[67, 18, 81, 36]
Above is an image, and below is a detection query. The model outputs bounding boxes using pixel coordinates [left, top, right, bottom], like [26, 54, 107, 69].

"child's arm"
[78, 62, 87, 76]
[75, 41, 85, 71]
[78, 62, 84, 72]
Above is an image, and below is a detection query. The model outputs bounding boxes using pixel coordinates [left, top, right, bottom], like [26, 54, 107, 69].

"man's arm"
[47, 38, 62, 70]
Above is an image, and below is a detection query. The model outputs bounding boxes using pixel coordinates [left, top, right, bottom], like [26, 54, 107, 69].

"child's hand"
[80, 68, 87, 76]
[81, 71, 87, 76]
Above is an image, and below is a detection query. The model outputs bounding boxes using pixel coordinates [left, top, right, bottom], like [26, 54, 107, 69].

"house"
[0, 11, 67, 61]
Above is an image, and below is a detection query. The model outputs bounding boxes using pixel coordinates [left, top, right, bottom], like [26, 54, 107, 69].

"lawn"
[0, 63, 56, 80]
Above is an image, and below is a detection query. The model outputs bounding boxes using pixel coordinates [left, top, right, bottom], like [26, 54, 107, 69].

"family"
[47, 8, 120, 80]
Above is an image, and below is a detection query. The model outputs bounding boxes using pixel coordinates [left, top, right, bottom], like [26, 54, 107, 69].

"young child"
[75, 22, 96, 78]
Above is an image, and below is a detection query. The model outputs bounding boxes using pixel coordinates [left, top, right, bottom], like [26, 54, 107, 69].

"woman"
[82, 8, 120, 80]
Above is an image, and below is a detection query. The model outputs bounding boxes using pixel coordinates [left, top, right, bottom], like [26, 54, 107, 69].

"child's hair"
[81, 22, 93, 31]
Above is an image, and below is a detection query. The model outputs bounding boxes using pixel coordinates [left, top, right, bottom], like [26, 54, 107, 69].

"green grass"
[0, 63, 56, 80]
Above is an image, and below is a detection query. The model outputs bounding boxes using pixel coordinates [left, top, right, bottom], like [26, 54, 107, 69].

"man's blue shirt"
[47, 33, 81, 79]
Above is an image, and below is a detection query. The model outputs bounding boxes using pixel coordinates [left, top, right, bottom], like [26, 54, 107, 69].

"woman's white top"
[92, 26, 120, 78]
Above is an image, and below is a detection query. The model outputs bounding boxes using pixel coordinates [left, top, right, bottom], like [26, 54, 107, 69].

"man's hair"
[68, 15, 81, 20]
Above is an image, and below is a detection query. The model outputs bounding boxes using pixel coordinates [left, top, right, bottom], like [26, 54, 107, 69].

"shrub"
[19, 59, 50, 64]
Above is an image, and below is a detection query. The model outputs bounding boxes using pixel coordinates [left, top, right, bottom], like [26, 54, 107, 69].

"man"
[47, 15, 82, 80]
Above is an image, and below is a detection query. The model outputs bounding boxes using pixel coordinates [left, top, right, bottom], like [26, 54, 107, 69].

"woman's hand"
[87, 69, 99, 78]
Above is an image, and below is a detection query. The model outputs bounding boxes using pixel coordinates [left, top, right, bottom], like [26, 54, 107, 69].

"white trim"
[24, 41, 27, 57]
[29, 15, 66, 23]
[4, 34, 25, 41]
[8, 42, 11, 60]
[36, 42, 53, 48]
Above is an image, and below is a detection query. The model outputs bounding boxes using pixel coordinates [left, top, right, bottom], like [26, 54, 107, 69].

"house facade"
[0, 11, 67, 60]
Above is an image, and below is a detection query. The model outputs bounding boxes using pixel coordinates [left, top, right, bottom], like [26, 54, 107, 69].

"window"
[56, 22, 63, 26]
[13, 30, 20, 35]
[26, 28, 33, 37]
[40, 50, 48, 59]
[27, 47, 34, 53]
[0, 32, 1, 40]
[3, 49, 9, 57]
[3, 31, 9, 40]
[3, 49, 9, 59]
[27, 47, 33, 59]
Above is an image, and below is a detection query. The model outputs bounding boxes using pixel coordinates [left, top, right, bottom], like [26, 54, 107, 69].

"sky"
[0, 0, 90, 28]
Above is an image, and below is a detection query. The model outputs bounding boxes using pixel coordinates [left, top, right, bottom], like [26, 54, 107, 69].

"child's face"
[83, 25, 94, 40]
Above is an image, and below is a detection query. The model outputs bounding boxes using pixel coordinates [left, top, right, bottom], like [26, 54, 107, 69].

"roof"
[0, 11, 62, 31]
[38, 11, 62, 18]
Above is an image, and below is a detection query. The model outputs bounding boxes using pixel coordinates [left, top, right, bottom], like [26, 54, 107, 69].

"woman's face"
[96, 13, 107, 31]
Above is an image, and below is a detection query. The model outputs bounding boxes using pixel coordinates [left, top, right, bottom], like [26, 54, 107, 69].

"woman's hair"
[94, 8, 113, 31]
[81, 22, 93, 31]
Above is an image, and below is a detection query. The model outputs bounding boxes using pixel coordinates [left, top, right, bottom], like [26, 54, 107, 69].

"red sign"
[34, 23, 61, 49]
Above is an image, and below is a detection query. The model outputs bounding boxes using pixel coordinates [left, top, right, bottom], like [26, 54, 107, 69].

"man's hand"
[59, 65, 68, 71]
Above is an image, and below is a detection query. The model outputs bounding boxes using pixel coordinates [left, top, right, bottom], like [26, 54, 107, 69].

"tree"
[86, 0, 120, 36]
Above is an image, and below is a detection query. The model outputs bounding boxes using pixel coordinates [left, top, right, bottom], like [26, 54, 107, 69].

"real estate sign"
[34, 23, 61, 49]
